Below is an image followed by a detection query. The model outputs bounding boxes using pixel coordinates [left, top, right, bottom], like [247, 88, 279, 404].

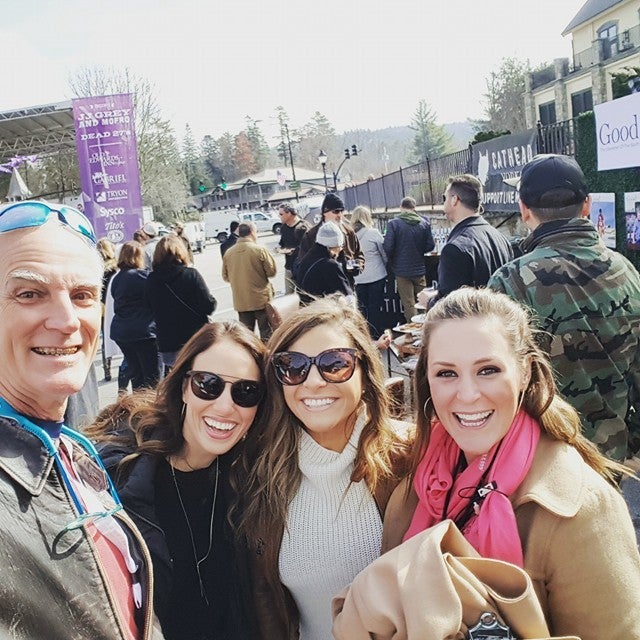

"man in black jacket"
[422, 174, 513, 308]
[0, 202, 160, 639]
[220, 220, 240, 257]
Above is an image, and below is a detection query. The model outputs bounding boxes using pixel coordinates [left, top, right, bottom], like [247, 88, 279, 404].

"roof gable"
[562, 0, 625, 35]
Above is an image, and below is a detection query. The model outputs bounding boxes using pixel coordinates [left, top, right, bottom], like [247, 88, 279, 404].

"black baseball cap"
[505, 154, 588, 208]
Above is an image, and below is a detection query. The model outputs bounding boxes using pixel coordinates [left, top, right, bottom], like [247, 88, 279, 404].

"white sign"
[594, 92, 640, 171]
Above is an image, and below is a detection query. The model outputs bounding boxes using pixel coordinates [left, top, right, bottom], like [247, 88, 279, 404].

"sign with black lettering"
[595, 92, 640, 171]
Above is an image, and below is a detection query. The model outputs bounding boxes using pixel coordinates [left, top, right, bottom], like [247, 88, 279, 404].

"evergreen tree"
[274, 106, 290, 166]
[245, 116, 269, 171]
[201, 135, 224, 187]
[409, 100, 452, 163]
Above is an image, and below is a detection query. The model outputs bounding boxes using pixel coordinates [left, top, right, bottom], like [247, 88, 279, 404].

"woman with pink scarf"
[381, 287, 640, 640]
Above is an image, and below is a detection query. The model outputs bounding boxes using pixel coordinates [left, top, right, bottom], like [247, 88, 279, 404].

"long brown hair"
[235, 296, 410, 544]
[87, 322, 267, 480]
[412, 287, 629, 485]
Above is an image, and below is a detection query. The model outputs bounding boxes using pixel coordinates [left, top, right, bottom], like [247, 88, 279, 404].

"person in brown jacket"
[233, 296, 412, 639]
[379, 287, 640, 640]
[222, 222, 277, 341]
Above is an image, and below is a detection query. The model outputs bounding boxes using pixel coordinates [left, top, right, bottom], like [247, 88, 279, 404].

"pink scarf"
[403, 410, 540, 567]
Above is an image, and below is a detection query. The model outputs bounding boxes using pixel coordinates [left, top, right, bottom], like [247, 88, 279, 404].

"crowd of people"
[1, 152, 639, 640]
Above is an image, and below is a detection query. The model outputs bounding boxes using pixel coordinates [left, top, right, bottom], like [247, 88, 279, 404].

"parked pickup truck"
[204, 210, 282, 243]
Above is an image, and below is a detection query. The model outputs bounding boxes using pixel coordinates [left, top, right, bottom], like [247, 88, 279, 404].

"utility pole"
[284, 124, 298, 202]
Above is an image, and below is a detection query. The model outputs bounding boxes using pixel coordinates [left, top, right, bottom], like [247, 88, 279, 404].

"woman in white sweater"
[235, 296, 411, 640]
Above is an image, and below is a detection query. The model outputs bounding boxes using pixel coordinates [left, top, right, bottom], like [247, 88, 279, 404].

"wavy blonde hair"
[234, 296, 410, 543]
[412, 287, 629, 485]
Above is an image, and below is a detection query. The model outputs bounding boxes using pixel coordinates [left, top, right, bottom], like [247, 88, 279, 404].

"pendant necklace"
[170, 456, 219, 606]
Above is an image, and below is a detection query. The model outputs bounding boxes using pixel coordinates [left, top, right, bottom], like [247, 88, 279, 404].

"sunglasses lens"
[272, 353, 309, 386]
[189, 372, 263, 407]
[59, 206, 97, 243]
[230, 380, 264, 408]
[190, 372, 224, 401]
[0, 203, 47, 232]
[317, 350, 357, 382]
[0, 202, 96, 243]
[272, 349, 357, 385]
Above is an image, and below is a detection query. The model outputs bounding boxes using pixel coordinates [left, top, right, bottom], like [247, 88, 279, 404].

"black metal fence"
[342, 147, 472, 212]
[341, 118, 576, 212]
[342, 120, 578, 213]
[537, 118, 578, 157]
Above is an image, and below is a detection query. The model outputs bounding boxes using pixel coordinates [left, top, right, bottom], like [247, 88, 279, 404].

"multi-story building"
[525, 0, 640, 127]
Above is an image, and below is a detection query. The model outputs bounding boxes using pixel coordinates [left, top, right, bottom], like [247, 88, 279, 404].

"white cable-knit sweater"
[279, 414, 382, 640]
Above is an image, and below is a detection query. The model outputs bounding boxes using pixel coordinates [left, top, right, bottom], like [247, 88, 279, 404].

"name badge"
[468, 612, 515, 640]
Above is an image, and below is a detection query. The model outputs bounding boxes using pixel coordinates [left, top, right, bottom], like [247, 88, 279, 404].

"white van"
[182, 221, 206, 253]
[204, 210, 239, 243]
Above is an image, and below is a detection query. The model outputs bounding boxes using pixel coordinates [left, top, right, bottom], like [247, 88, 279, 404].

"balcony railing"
[570, 23, 639, 72]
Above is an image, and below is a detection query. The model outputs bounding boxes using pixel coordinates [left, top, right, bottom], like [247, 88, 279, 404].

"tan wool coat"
[381, 434, 640, 640]
[222, 237, 276, 312]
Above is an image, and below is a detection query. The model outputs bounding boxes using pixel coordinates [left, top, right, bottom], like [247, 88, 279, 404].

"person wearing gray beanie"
[315, 221, 345, 249]
[295, 222, 352, 304]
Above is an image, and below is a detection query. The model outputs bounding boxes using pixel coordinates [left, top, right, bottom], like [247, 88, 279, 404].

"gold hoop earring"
[180, 402, 186, 422]
[423, 396, 434, 419]
[517, 390, 525, 414]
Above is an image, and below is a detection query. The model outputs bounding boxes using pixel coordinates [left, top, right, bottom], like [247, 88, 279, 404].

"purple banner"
[72, 94, 143, 243]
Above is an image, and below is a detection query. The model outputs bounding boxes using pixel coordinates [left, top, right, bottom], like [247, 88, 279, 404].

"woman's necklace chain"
[170, 457, 219, 606]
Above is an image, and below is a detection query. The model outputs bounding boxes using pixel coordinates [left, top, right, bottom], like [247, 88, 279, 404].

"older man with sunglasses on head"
[0, 201, 162, 640]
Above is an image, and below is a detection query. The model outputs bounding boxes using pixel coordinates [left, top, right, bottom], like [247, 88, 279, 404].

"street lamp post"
[318, 149, 328, 192]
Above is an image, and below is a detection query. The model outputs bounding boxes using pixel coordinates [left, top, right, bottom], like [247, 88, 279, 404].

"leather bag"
[332, 520, 579, 640]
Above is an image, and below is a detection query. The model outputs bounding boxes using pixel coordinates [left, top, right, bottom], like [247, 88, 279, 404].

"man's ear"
[519, 200, 536, 230]
[579, 195, 592, 219]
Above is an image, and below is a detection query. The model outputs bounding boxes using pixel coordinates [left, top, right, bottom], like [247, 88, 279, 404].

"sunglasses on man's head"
[271, 348, 359, 386]
[0, 201, 96, 244]
[186, 371, 264, 407]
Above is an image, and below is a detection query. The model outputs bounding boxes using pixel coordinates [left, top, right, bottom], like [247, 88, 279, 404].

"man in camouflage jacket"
[489, 154, 640, 462]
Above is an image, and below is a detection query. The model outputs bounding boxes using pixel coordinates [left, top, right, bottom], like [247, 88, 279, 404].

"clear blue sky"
[2, 0, 586, 141]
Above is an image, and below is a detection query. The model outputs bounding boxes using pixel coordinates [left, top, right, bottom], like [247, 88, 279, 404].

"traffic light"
[344, 148, 351, 159]
[198, 181, 206, 193]
[351, 144, 358, 156]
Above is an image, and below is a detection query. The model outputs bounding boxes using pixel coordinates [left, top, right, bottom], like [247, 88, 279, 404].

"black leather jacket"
[0, 415, 161, 639]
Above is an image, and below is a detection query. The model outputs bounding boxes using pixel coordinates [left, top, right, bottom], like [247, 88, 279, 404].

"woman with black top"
[294, 221, 353, 305]
[146, 235, 216, 375]
[87, 322, 265, 640]
[110, 240, 159, 390]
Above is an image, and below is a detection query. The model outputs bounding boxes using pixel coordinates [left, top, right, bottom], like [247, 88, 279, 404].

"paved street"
[97, 232, 286, 409]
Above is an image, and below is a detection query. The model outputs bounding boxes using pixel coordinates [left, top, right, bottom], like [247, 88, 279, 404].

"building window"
[571, 89, 593, 117]
[539, 101, 557, 125]
[597, 21, 619, 60]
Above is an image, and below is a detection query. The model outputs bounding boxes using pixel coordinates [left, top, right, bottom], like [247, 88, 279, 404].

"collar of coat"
[511, 433, 586, 518]
[521, 216, 596, 254]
